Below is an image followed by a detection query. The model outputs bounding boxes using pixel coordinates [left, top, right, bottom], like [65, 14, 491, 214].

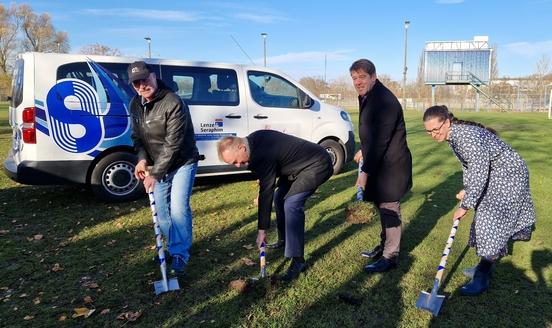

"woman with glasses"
[422, 105, 535, 296]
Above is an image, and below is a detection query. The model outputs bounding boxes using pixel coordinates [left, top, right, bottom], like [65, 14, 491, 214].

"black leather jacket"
[130, 80, 199, 180]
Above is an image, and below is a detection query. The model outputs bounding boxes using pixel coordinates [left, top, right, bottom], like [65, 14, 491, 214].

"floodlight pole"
[546, 83, 552, 119]
[402, 20, 410, 110]
[144, 37, 152, 58]
[261, 33, 268, 67]
[544, 83, 552, 116]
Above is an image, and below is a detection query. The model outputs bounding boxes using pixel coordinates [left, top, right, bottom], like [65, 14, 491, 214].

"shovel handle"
[147, 184, 171, 291]
[259, 242, 267, 278]
[434, 218, 460, 283]
[356, 160, 364, 201]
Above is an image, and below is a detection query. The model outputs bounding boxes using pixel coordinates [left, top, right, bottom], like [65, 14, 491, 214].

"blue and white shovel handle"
[148, 189, 170, 292]
[434, 218, 460, 285]
[259, 242, 267, 278]
[356, 159, 364, 201]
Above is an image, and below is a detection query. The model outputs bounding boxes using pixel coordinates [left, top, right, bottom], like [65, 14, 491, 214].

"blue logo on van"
[43, 61, 133, 155]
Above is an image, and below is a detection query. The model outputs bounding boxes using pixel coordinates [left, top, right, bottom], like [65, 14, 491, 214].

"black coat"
[247, 130, 333, 230]
[358, 79, 412, 203]
[130, 80, 199, 180]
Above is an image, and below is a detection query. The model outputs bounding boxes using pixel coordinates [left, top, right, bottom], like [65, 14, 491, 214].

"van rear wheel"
[91, 152, 144, 202]
[320, 139, 344, 175]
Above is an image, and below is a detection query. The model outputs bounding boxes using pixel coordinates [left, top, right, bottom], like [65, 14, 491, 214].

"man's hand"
[135, 159, 148, 180]
[456, 189, 465, 201]
[353, 150, 363, 163]
[452, 206, 467, 222]
[256, 229, 267, 248]
[143, 175, 156, 193]
[356, 171, 368, 190]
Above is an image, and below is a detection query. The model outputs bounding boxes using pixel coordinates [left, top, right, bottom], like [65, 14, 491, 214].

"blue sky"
[16, 0, 552, 81]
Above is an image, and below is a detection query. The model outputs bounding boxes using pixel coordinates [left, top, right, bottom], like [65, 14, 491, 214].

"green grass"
[0, 102, 551, 327]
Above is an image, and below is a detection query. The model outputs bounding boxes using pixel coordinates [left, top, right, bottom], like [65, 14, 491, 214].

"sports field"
[1, 103, 550, 327]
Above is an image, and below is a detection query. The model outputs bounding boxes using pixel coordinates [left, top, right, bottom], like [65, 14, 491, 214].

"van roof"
[22, 51, 274, 72]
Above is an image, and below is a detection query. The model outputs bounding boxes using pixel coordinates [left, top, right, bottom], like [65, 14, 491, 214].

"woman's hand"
[452, 206, 467, 221]
[456, 189, 465, 201]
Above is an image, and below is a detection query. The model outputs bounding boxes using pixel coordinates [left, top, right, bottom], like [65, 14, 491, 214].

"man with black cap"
[128, 61, 199, 274]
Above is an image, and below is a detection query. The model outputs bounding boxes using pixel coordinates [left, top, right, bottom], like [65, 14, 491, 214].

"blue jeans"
[153, 162, 197, 263]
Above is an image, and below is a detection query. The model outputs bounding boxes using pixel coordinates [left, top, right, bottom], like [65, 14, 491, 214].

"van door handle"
[225, 114, 241, 119]
[253, 114, 268, 119]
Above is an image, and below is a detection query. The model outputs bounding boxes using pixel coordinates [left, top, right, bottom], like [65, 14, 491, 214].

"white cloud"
[233, 13, 288, 23]
[435, 0, 465, 4]
[504, 40, 552, 57]
[260, 50, 354, 65]
[83, 8, 203, 22]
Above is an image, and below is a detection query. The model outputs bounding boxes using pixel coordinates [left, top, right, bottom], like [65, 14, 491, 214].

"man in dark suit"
[350, 59, 413, 273]
[217, 130, 333, 281]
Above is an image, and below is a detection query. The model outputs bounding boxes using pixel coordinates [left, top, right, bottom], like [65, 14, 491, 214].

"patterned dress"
[448, 123, 536, 258]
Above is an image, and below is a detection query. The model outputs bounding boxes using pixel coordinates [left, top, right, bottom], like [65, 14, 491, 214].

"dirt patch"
[345, 201, 378, 224]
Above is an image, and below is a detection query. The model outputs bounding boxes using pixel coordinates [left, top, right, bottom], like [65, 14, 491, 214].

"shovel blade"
[154, 278, 180, 295]
[416, 290, 445, 316]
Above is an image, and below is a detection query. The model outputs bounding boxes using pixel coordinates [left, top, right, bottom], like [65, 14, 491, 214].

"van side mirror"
[300, 91, 313, 109]
[6, 95, 12, 102]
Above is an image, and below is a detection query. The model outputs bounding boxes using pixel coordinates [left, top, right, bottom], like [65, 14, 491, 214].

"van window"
[248, 71, 301, 109]
[10, 59, 24, 108]
[160, 65, 239, 106]
[57, 62, 139, 86]
[57, 62, 142, 103]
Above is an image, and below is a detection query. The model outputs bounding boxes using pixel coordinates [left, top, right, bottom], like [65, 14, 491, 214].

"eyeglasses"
[425, 120, 447, 135]
[131, 77, 151, 88]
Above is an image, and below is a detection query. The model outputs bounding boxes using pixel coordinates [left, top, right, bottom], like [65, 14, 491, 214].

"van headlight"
[340, 110, 351, 122]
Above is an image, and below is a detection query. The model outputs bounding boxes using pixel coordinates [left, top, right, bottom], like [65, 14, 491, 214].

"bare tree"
[79, 43, 122, 56]
[16, 4, 69, 53]
[412, 52, 431, 107]
[378, 74, 400, 96]
[0, 4, 19, 73]
[298, 76, 328, 97]
[328, 75, 356, 100]
[490, 44, 499, 81]
[535, 54, 551, 109]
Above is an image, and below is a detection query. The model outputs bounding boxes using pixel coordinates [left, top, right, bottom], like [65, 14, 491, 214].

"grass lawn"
[0, 102, 551, 327]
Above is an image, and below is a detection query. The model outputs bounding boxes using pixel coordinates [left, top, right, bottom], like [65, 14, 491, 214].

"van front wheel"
[90, 152, 144, 202]
[320, 139, 344, 175]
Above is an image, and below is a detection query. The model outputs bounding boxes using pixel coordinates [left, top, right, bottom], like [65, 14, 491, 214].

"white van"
[4, 52, 355, 201]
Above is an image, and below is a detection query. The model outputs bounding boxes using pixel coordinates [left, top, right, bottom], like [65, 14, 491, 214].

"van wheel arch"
[89, 150, 144, 202]
[319, 138, 345, 175]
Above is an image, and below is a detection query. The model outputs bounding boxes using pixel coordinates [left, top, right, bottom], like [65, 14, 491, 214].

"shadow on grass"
[150, 161, 361, 326]
[429, 249, 552, 327]
[286, 171, 463, 327]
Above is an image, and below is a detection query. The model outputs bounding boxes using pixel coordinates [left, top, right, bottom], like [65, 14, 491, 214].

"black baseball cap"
[127, 61, 151, 82]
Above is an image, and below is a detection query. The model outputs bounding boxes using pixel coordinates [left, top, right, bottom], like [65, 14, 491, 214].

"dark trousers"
[274, 181, 313, 258]
[377, 201, 402, 259]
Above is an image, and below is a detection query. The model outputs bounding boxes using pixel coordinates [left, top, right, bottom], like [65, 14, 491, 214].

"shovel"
[416, 218, 460, 316]
[251, 242, 267, 282]
[147, 189, 180, 295]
